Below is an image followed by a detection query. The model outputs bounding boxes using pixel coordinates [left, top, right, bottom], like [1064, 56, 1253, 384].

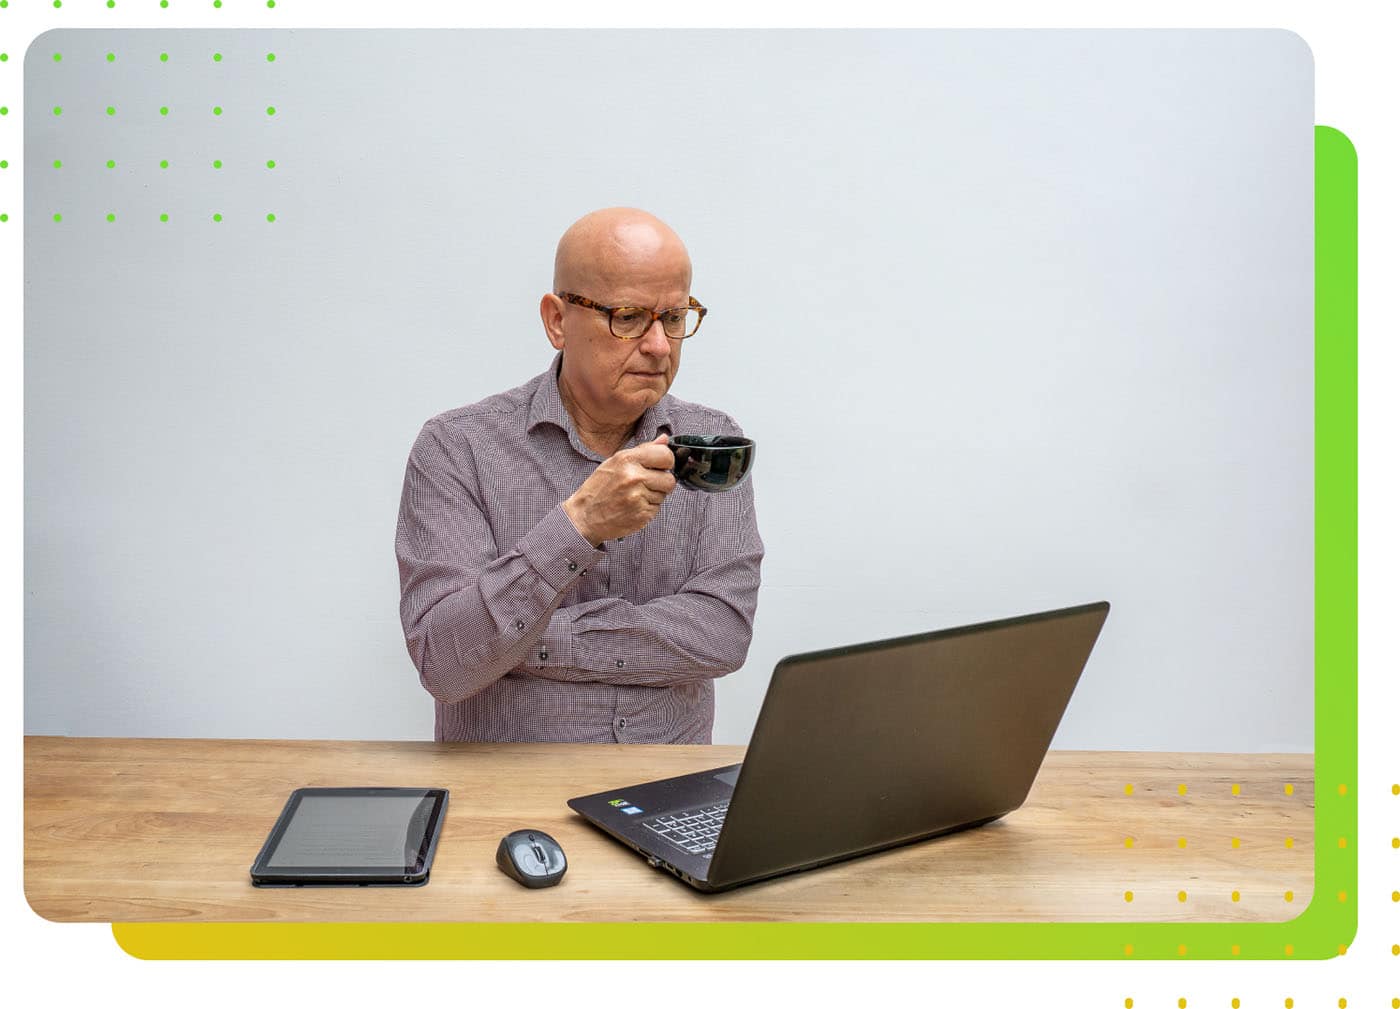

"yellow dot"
[1338, 943, 1346, 955]
[1285, 836, 1294, 848]
[1231, 890, 1240, 902]
[1393, 784, 1399, 795]
[1124, 783, 1134, 795]
[1178, 783, 1187, 795]
[1285, 783, 1295, 795]
[1393, 943, 1399, 955]
[1178, 999, 1187, 1008]
[1284, 891, 1294, 902]
[1338, 783, 1347, 795]
[1392, 1000, 1399, 1009]
[1338, 1000, 1346, 1009]
[1284, 945, 1294, 957]
[1178, 890, 1187, 902]
[1231, 837, 1241, 848]
[1125, 1001, 1133, 1009]
[1337, 890, 1346, 901]
[1232, 1001, 1241, 1009]
[1123, 890, 1133, 902]
[1178, 837, 1188, 848]
[1124, 837, 1134, 848]
[1231, 944, 1241, 955]
[1124, 944, 1133, 956]
[1285, 1001, 1294, 1009]
[1391, 837, 1398, 848]
[1231, 783, 1241, 795]
[1393, 890, 1399, 902]
[1177, 944, 1186, 956]
[1339, 836, 1347, 848]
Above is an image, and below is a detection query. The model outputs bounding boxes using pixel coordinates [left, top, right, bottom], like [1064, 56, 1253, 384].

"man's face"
[548, 232, 691, 427]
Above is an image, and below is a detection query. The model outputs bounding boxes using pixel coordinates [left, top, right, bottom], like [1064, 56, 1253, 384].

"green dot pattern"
[0, 108, 8, 116]
[27, 33, 288, 238]
[0, 54, 8, 62]
[213, 0, 222, 7]
[54, 1, 63, 8]
[268, 0, 276, 7]
[160, 0, 168, 7]
[107, 0, 115, 7]
[0, 214, 8, 223]
[0, 160, 7, 169]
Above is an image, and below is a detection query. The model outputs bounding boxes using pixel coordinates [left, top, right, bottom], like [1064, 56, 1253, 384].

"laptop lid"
[704, 601, 1110, 890]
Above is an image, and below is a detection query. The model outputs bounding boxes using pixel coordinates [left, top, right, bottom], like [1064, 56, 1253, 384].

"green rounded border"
[110, 125, 1357, 961]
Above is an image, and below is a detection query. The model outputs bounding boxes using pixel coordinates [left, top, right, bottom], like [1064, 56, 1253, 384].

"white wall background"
[22, 29, 1314, 750]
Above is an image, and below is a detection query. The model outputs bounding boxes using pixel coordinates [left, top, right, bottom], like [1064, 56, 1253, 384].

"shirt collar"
[527, 351, 674, 450]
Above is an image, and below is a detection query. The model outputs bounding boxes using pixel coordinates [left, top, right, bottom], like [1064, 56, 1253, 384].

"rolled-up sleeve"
[395, 421, 605, 704]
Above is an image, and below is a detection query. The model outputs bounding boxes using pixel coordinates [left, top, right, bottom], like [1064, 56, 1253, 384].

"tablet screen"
[252, 787, 448, 884]
[267, 793, 438, 869]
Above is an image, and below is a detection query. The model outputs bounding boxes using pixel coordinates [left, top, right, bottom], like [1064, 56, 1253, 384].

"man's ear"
[540, 293, 566, 351]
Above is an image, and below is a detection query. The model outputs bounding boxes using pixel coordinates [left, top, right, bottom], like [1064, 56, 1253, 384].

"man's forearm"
[521, 558, 761, 688]
[400, 505, 605, 704]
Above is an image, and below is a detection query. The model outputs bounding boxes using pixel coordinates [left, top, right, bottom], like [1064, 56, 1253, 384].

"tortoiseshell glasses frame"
[555, 291, 707, 340]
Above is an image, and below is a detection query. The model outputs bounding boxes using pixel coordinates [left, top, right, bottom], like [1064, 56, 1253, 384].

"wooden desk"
[24, 737, 1314, 923]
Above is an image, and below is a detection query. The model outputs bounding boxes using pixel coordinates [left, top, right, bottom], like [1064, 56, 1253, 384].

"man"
[395, 208, 764, 743]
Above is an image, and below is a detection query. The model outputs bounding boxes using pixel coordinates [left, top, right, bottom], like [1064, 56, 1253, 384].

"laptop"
[568, 600, 1110, 892]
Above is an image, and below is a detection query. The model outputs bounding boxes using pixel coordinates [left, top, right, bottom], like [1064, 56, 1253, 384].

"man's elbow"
[405, 623, 496, 707]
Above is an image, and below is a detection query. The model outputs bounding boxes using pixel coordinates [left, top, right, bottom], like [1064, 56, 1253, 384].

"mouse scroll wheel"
[531, 844, 546, 864]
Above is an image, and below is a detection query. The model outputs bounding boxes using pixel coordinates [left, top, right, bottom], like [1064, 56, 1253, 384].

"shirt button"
[618, 718, 628, 729]
[538, 649, 548, 661]
[616, 659, 625, 668]
[515, 620, 525, 631]
[567, 561, 578, 572]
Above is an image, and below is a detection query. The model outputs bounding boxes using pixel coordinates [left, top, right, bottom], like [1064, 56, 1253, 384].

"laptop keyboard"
[641, 801, 730, 854]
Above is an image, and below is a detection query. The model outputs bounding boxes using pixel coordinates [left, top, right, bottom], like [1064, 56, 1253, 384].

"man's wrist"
[562, 498, 600, 548]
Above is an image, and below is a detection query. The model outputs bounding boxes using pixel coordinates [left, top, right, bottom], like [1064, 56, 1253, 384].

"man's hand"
[563, 434, 678, 546]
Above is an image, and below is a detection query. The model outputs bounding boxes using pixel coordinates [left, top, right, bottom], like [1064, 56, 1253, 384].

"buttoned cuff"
[517, 504, 605, 595]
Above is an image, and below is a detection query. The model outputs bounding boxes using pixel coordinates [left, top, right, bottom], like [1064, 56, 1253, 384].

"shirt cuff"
[518, 504, 605, 595]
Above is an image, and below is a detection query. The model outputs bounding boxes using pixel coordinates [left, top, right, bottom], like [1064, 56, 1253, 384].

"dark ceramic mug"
[668, 435, 756, 493]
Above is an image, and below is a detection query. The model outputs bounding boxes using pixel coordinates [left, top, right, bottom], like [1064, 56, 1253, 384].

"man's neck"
[557, 374, 638, 458]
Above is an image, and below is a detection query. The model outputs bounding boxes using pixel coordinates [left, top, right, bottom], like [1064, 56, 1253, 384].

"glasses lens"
[610, 308, 648, 339]
[660, 308, 691, 338]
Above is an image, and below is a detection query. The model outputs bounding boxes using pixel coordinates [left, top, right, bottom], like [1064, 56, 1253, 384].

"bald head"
[553, 207, 692, 296]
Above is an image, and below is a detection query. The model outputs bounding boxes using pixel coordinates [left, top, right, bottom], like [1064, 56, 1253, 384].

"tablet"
[249, 787, 449, 887]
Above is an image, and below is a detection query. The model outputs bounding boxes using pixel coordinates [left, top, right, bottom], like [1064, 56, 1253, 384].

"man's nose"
[640, 317, 671, 354]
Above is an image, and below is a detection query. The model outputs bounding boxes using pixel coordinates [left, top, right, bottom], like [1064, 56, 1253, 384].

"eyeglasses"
[556, 291, 707, 340]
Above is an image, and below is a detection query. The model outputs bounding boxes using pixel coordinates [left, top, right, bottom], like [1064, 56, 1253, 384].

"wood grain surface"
[24, 737, 1314, 923]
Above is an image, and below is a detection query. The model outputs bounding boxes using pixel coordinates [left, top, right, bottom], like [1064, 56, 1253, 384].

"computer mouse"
[496, 828, 567, 888]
